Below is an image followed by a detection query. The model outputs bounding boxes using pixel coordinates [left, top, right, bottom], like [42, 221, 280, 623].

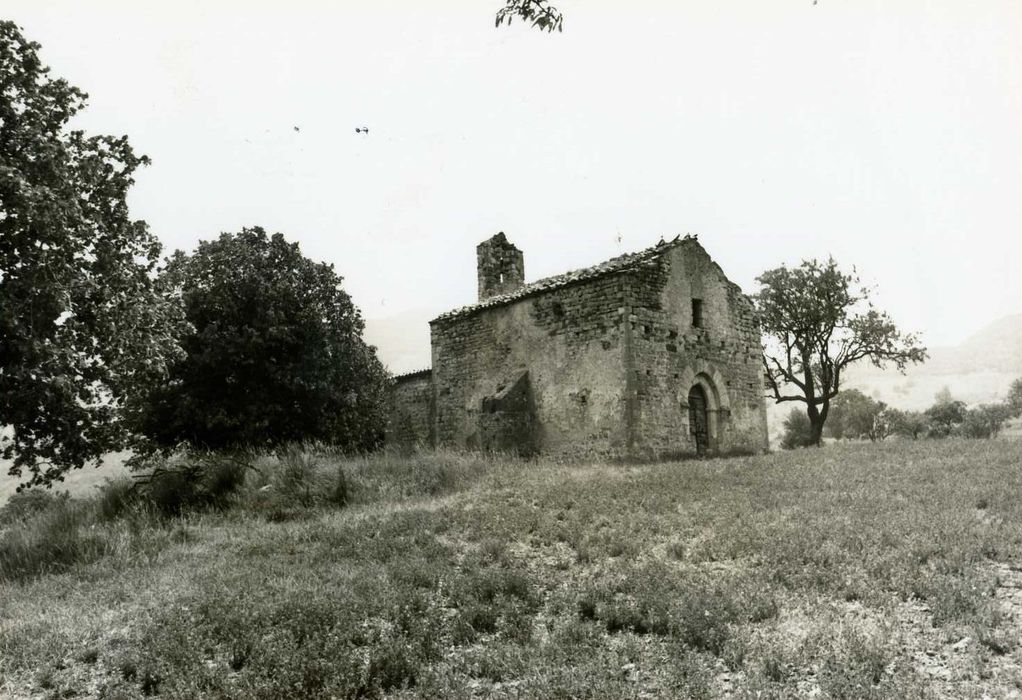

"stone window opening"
[692, 298, 704, 328]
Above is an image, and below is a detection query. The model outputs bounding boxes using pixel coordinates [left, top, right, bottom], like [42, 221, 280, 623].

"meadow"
[1, 439, 1021, 699]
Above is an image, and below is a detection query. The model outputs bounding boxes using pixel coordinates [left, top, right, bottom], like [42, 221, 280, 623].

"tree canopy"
[133, 228, 389, 453]
[756, 257, 926, 446]
[824, 388, 888, 441]
[0, 21, 184, 487]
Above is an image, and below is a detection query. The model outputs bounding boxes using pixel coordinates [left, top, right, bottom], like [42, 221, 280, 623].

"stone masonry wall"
[386, 370, 434, 447]
[626, 243, 768, 456]
[431, 274, 631, 457]
[477, 232, 525, 300]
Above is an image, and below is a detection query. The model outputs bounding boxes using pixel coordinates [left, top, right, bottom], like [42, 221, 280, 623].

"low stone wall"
[385, 370, 434, 447]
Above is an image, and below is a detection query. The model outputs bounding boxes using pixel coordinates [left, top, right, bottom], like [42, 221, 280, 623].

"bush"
[960, 403, 1013, 439]
[925, 398, 967, 438]
[96, 478, 139, 521]
[274, 446, 337, 507]
[886, 409, 928, 440]
[780, 408, 813, 449]
[0, 488, 68, 526]
[133, 453, 248, 517]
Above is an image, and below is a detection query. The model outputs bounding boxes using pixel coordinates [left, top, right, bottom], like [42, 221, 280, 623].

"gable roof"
[431, 234, 697, 324]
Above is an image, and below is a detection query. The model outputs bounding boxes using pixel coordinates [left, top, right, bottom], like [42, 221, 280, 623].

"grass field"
[2, 439, 1022, 699]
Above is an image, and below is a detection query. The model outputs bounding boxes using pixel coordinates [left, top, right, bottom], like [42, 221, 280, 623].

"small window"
[692, 298, 704, 328]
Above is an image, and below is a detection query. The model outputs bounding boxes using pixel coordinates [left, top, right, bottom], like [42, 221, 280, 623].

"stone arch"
[679, 363, 730, 453]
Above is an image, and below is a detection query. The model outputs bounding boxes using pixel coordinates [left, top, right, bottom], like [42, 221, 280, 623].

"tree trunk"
[809, 415, 825, 447]
[806, 403, 825, 447]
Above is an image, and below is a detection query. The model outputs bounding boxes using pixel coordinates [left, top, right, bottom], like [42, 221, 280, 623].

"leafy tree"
[1007, 377, 1022, 418]
[0, 22, 184, 487]
[825, 388, 883, 440]
[780, 407, 813, 450]
[756, 257, 926, 447]
[960, 403, 1012, 439]
[496, 0, 564, 32]
[924, 395, 967, 438]
[134, 228, 388, 453]
[886, 409, 928, 440]
[865, 403, 892, 442]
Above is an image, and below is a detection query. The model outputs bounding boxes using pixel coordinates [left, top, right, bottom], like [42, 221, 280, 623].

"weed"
[96, 478, 138, 521]
[0, 499, 111, 580]
[761, 651, 789, 683]
[77, 647, 99, 665]
[138, 667, 161, 696]
[119, 659, 138, 681]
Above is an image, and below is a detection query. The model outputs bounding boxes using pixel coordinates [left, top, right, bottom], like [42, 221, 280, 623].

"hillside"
[841, 313, 1022, 410]
[2, 441, 1022, 699]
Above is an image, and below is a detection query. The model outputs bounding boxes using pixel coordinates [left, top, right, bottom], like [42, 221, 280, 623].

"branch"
[495, 0, 563, 32]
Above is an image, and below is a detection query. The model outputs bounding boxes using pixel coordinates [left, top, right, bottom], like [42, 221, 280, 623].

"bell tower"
[476, 232, 524, 301]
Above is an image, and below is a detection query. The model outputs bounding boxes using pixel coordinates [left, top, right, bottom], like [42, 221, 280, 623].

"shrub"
[925, 397, 967, 438]
[133, 453, 248, 517]
[960, 403, 1013, 439]
[819, 627, 893, 699]
[272, 445, 346, 507]
[670, 584, 740, 655]
[0, 488, 68, 526]
[887, 409, 928, 440]
[96, 478, 139, 521]
[780, 408, 813, 449]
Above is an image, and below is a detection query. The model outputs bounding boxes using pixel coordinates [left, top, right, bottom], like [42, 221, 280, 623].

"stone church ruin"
[388, 232, 769, 458]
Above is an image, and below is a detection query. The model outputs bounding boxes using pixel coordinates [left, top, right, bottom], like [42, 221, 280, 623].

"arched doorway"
[688, 384, 710, 455]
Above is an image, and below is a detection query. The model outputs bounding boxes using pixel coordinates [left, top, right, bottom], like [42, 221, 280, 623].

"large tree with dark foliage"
[135, 228, 389, 452]
[756, 257, 926, 447]
[0, 22, 184, 487]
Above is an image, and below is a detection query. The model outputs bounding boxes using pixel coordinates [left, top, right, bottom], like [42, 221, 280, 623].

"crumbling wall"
[478, 371, 538, 455]
[477, 232, 525, 300]
[386, 370, 434, 447]
[431, 274, 630, 458]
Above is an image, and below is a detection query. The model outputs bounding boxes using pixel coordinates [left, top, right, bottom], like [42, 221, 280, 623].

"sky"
[7, 0, 1021, 369]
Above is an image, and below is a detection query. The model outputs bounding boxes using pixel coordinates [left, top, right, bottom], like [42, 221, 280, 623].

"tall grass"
[0, 445, 516, 583]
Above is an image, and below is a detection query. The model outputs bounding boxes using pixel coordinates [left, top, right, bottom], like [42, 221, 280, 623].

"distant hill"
[853, 313, 1022, 379]
[761, 314, 1022, 443]
[840, 313, 1022, 411]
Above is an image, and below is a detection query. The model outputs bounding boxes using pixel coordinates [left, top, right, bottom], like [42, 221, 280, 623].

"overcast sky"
[8, 0, 1021, 361]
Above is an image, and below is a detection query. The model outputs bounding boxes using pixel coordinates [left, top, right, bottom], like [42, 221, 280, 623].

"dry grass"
[2, 439, 1022, 698]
